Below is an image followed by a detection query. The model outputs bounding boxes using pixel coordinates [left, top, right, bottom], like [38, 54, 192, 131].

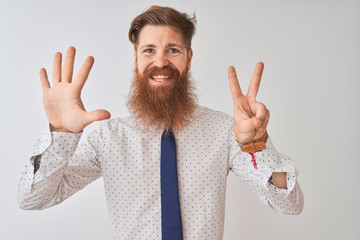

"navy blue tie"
[161, 131, 183, 240]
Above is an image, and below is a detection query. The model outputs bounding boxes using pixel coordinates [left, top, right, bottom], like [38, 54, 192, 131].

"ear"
[134, 50, 137, 62]
[188, 49, 193, 66]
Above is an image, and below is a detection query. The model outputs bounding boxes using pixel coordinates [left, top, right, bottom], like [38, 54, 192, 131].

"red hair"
[129, 6, 196, 50]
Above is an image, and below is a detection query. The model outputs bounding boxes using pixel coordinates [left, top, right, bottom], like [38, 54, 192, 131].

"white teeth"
[152, 75, 169, 78]
[152, 75, 170, 82]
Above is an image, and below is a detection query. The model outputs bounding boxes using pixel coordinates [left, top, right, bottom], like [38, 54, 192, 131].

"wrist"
[240, 131, 268, 153]
[49, 123, 73, 133]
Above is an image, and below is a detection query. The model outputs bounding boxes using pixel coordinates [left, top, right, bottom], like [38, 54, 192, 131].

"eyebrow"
[166, 43, 186, 49]
[139, 44, 156, 49]
[139, 43, 186, 50]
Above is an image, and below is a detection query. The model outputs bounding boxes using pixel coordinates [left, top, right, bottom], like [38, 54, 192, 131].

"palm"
[40, 47, 110, 133]
[228, 62, 270, 143]
[43, 82, 87, 133]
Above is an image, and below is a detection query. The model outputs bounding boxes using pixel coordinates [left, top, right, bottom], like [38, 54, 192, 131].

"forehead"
[137, 25, 185, 48]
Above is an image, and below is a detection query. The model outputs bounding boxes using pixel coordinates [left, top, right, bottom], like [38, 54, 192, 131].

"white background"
[1, 0, 359, 239]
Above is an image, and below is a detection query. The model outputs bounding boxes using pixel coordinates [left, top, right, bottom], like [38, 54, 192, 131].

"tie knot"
[162, 130, 174, 139]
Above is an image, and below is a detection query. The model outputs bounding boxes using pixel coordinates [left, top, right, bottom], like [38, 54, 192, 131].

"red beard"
[127, 64, 197, 132]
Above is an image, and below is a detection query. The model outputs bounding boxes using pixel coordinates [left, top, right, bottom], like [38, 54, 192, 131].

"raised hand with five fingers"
[227, 62, 270, 144]
[40, 46, 111, 133]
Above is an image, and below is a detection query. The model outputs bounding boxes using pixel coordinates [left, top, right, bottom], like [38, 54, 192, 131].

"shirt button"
[264, 156, 269, 162]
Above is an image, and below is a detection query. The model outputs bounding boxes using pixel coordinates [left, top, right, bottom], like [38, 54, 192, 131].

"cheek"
[170, 55, 186, 70]
[138, 65, 145, 75]
[176, 60, 188, 75]
[136, 59, 149, 75]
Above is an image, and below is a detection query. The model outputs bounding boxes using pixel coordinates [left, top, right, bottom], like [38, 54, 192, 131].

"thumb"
[252, 117, 262, 128]
[237, 117, 260, 135]
[86, 109, 111, 123]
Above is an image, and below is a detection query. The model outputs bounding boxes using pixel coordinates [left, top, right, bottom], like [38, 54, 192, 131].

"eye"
[169, 48, 179, 54]
[143, 49, 154, 55]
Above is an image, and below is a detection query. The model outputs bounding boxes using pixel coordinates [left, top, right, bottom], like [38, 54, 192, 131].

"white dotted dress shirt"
[18, 106, 304, 239]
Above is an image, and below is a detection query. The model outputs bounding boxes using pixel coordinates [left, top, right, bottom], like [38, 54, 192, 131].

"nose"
[153, 52, 169, 68]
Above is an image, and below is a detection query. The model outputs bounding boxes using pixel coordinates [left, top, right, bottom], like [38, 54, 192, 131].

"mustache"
[142, 65, 180, 81]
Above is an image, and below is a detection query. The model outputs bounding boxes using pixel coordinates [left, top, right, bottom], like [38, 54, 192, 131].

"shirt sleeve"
[17, 125, 102, 210]
[228, 128, 304, 215]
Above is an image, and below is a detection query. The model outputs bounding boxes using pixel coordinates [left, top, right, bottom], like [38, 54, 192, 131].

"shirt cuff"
[245, 137, 297, 195]
[30, 124, 82, 182]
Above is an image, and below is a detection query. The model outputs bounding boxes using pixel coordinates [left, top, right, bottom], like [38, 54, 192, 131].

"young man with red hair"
[18, 6, 303, 239]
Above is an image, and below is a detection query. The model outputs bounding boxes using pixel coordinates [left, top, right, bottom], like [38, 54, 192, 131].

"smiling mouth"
[151, 75, 170, 81]
[150, 75, 172, 85]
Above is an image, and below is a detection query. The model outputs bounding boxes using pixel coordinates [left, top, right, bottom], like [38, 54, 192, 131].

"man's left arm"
[228, 132, 304, 215]
[227, 62, 304, 214]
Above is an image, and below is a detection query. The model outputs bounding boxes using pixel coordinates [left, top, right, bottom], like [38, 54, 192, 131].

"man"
[18, 6, 304, 240]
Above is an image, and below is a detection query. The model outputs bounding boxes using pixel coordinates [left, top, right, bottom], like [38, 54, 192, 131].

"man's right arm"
[18, 125, 104, 210]
[18, 46, 110, 209]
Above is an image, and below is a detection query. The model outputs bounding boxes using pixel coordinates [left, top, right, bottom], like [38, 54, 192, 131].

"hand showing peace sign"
[228, 62, 270, 144]
[40, 46, 111, 133]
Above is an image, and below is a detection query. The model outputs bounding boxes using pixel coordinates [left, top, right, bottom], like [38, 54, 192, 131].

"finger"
[73, 56, 94, 90]
[227, 66, 244, 102]
[62, 46, 76, 83]
[238, 117, 258, 133]
[254, 102, 267, 126]
[247, 62, 264, 99]
[52, 52, 62, 84]
[258, 110, 270, 133]
[40, 68, 50, 89]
